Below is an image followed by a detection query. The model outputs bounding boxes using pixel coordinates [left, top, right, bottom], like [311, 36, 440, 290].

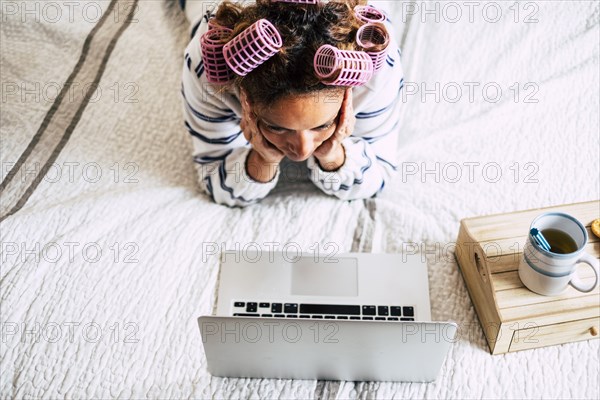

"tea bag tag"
[530, 228, 551, 252]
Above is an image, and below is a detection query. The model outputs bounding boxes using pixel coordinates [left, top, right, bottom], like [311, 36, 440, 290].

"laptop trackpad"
[290, 257, 358, 297]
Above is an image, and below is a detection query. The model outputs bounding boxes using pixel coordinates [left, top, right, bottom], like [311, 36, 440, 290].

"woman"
[181, 0, 404, 207]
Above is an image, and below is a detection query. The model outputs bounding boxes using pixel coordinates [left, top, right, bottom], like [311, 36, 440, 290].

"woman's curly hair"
[211, 0, 380, 107]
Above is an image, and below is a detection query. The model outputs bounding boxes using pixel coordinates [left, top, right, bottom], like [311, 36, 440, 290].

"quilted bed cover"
[1, 0, 599, 398]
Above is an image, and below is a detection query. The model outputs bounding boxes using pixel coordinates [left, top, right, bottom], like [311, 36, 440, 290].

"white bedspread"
[1, 1, 599, 398]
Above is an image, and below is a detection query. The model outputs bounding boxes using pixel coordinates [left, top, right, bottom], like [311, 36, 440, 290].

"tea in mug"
[540, 228, 579, 254]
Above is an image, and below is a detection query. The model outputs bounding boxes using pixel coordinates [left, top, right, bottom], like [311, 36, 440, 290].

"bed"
[1, 0, 598, 398]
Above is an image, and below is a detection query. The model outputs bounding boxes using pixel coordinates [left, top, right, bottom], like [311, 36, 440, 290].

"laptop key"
[284, 303, 298, 313]
[401, 317, 415, 321]
[403, 307, 415, 317]
[375, 317, 386, 321]
[312, 315, 323, 319]
[337, 316, 348, 319]
[300, 315, 310, 318]
[274, 314, 285, 318]
[259, 302, 270, 308]
[378, 306, 389, 316]
[233, 313, 259, 317]
[324, 316, 336, 319]
[299, 304, 360, 315]
[362, 317, 374, 320]
[246, 302, 257, 312]
[234, 302, 245, 307]
[271, 303, 283, 313]
[350, 316, 361, 320]
[286, 315, 298, 318]
[390, 306, 402, 316]
[261, 314, 273, 317]
[387, 317, 399, 321]
[362, 306, 376, 316]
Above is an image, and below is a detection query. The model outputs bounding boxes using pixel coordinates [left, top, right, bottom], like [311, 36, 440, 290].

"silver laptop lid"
[198, 316, 457, 382]
[215, 250, 432, 321]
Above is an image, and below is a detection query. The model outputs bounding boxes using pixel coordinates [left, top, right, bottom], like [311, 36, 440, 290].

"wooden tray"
[455, 200, 600, 354]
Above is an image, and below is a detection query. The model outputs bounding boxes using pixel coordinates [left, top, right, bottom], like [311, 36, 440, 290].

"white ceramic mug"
[518, 212, 599, 296]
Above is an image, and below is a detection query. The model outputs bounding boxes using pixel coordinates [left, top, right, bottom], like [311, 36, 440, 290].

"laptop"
[198, 250, 457, 382]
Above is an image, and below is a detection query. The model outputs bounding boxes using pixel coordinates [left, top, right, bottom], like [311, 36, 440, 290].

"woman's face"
[253, 91, 344, 162]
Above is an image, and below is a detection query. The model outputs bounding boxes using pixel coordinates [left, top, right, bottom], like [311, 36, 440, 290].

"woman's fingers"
[239, 89, 281, 161]
[240, 91, 259, 143]
[240, 93, 280, 161]
[333, 88, 355, 143]
[256, 128, 284, 158]
[343, 88, 355, 137]
[255, 140, 284, 164]
[242, 127, 251, 142]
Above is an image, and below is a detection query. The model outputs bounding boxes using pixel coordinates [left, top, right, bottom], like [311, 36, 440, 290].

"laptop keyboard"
[232, 301, 415, 321]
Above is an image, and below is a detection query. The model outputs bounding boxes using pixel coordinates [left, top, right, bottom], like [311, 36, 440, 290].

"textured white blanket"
[1, 0, 599, 398]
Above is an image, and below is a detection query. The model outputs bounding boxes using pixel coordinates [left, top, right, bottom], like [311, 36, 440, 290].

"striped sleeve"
[181, 21, 280, 207]
[307, 29, 404, 200]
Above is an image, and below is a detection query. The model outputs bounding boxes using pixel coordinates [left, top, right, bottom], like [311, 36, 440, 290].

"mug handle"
[569, 252, 600, 293]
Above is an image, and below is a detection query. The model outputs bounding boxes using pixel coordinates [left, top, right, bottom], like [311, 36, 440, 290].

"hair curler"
[314, 45, 374, 87]
[354, 5, 386, 23]
[201, 28, 235, 84]
[356, 23, 390, 72]
[270, 0, 319, 4]
[223, 19, 283, 76]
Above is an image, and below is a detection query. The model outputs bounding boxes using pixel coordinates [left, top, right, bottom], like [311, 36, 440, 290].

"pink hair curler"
[314, 44, 374, 87]
[223, 19, 282, 76]
[201, 28, 235, 84]
[271, 0, 319, 3]
[354, 5, 386, 23]
[356, 23, 390, 72]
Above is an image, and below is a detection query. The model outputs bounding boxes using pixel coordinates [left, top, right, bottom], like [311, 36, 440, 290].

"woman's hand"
[240, 90, 285, 165]
[313, 88, 355, 171]
[240, 90, 284, 183]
